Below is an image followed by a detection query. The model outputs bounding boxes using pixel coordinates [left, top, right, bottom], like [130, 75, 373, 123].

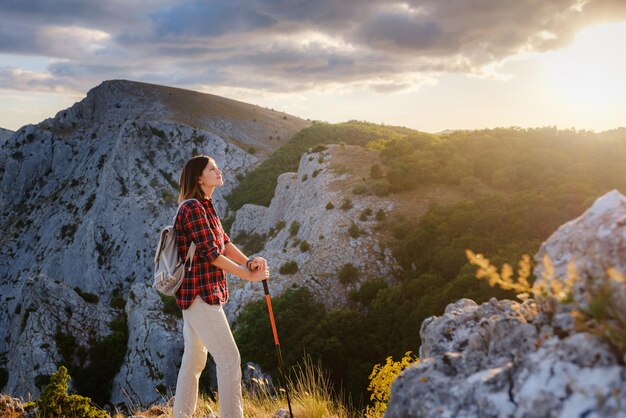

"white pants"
[173, 297, 243, 418]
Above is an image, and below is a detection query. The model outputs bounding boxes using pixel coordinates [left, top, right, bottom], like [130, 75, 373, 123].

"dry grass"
[327, 145, 381, 195]
[386, 186, 467, 223]
[154, 83, 311, 157]
[132, 357, 352, 418]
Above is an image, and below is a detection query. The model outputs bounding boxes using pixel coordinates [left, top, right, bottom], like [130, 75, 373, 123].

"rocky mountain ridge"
[0, 80, 310, 405]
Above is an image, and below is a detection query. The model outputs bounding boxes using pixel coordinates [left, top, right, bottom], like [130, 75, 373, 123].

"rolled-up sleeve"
[181, 201, 221, 263]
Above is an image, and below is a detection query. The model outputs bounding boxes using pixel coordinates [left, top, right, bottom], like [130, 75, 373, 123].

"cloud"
[1, 0, 626, 96]
[0, 66, 74, 92]
[151, 0, 276, 37]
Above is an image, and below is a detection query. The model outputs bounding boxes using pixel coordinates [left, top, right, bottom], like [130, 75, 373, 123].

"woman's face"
[197, 159, 223, 192]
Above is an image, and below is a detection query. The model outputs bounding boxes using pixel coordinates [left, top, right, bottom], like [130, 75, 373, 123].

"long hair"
[178, 155, 213, 203]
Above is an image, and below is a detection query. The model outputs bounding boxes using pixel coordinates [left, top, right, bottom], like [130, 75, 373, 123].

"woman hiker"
[173, 155, 269, 418]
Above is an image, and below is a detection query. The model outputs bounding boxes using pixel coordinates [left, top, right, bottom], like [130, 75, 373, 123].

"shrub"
[366, 352, 418, 417]
[73, 287, 99, 304]
[371, 180, 391, 196]
[370, 164, 384, 179]
[97, 154, 107, 170]
[84, 194, 96, 213]
[221, 213, 236, 235]
[289, 221, 300, 238]
[302, 174, 308, 182]
[160, 294, 182, 318]
[325, 202, 335, 210]
[162, 190, 177, 205]
[359, 208, 373, 221]
[150, 126, 166, 139]
[338, 263, 360, 285]
[54, 312, 128, 406]
[192, 134, 204, 145]
[60, 223, 78, 241]
[340, 198, 353, 211]
[156, 383, 167, 396]
[37, 366, 109, 418]
[279, 261, 299, 275]
[34, 373, 51, 390]
[299, 240, 310, 252]
[0, 368, 7, 389]
[159, 169, 179, 190]
[109, 294, 126, 310]
[375, 209, 386, 221]
[235, 231, 268, 255]
[348, 222, 363, 238]
[349, 278, 389, 308]
[352, 184, 367, 195]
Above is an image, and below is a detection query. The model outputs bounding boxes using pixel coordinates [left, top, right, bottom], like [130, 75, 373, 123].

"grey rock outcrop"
[5, 275, 116, 399]
[386, 190, 626, 418]
[0, 80, 308, 405]
[534, 189, 626, 305]
[111, 283, 183, 407]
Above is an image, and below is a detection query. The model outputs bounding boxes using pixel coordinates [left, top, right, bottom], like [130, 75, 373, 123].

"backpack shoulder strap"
[174, 198, 201, 223]
[175, 199, 201, 270]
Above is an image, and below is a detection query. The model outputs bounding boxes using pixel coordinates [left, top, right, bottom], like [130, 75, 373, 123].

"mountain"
[0, 80, 310, 406]
[4, 80, 625, 411]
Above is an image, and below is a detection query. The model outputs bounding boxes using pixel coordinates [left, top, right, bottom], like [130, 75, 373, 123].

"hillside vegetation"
[226, 120, 413, 210]
[232, 123, 626, 408]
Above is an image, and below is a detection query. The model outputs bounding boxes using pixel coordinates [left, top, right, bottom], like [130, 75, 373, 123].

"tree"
[37, 366, 108, 418]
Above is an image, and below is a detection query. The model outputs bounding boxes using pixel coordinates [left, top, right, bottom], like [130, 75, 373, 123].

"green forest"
[229, 122, 626, 407]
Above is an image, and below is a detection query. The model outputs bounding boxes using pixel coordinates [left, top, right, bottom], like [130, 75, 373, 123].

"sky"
[0, 0, 625, 133]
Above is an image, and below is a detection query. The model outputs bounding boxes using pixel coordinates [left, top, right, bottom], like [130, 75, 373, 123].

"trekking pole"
[262, 279, 294, 418]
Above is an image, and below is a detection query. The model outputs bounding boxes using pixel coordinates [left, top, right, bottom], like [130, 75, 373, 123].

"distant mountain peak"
[40, 79, 310, 156]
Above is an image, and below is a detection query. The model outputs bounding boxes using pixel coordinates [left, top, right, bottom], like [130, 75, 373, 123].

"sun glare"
[542, 22, 626, 106]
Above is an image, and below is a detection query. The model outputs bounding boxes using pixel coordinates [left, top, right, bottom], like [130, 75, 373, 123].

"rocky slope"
[0, 79, 309, 406]
[227, 144, 399, 320]
[386, 190, 626, 418]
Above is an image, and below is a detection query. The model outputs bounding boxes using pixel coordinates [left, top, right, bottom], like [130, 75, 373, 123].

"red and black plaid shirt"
[174, 198, 230, 309]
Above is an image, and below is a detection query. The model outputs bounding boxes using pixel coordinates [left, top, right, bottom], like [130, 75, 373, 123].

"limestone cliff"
[0, 79, 309, 406]
[228, 144, 399, 319]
